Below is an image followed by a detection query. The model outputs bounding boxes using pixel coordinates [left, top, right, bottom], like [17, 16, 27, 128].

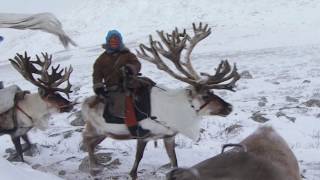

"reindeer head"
[136, 23, 240, 117]
[9, 52, 74, 113]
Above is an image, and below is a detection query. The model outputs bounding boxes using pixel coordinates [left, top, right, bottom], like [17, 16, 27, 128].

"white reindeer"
[167, 126, 301, 180]
[0, 52, 73, 162]
[81, 23, 240, 179]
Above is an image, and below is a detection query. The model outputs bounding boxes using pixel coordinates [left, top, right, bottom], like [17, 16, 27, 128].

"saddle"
[0, 85, 29, 133]
[0, 85, 21, 114]
[103, 76, 155, 124]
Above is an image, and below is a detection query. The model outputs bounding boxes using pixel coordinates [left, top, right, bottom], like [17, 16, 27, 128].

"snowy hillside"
[1, 0, 320, 179]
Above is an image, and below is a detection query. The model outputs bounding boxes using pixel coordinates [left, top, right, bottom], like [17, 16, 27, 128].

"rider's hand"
[94, 87, 108, 98]
[121, 65, 134, 76]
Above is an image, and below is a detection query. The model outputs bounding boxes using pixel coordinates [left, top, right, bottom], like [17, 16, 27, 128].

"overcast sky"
[0, 0, 76, 14]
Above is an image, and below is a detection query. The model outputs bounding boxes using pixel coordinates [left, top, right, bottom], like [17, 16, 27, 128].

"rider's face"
[109, 36, 120, 49]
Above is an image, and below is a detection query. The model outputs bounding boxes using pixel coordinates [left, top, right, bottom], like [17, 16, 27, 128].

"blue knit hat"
[105, 30, 124, 53]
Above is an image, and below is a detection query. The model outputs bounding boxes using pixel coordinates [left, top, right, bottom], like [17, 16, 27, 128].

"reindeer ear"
[38, 88, 47, 97]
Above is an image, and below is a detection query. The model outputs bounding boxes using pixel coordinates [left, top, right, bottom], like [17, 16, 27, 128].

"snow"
[1, 0, 320, 179]
[0, 157, 62, 180]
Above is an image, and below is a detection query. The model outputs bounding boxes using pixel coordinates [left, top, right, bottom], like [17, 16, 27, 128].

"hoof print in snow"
[70, 111, 85, 126]
[240, 70, 253, 79]
[251, 112, 269, 123]
[286, 96, 299, 103]
[79, 152, 115, 173]
[303, 99, 320, 108]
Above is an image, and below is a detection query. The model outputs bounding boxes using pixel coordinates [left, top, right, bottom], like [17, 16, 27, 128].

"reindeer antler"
[9, 51, 73, 98]
[136, 22, 240, 91]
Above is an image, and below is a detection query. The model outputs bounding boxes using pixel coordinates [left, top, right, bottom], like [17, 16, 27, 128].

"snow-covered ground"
[1, 0, 320, 179]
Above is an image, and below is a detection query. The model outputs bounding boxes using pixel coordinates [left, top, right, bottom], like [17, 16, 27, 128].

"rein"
[196, 101, 211, 113]
[16, 104, 33, 120]
[187, 90, 211, 113]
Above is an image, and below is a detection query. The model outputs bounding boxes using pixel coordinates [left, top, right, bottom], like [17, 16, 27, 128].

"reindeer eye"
[202, 95, 210, 100]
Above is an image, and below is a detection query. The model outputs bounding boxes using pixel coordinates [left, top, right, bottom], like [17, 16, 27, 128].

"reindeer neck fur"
[16, 93, 56, 130]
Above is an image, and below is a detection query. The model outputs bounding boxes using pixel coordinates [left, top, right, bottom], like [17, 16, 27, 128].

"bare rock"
[63, 130, 74, 139]
[224, 124, 242, 135]
[303, 99, 320, 108]
[32, 164, 41, 169]
[258, 97, 268, 107]
[251, 112, 269, 123]
[258, 102, 266, 107]
[276, 111, 296, 122]
[58, 170, 66, 176]
[240, 70, 253, 79]
[79, 152, 114, 173]
[286, 96, 299, 103]
[70, 111, 85, 126]
[106, 158, 121, 169]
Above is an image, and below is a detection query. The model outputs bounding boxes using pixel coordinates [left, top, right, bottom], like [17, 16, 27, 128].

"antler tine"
[137, 23, 239, 91]
[183, 22, 212, 80]
[50, 65, 73, 98]
[201, 60, 231, 82]
[155, 29, 196, 80]
[9, 51, 73, 98]
[9, 52, 46, 89]
[34, 52, 52, 85]
[136, 35, 198, 86]
[200, 61, 240, 91]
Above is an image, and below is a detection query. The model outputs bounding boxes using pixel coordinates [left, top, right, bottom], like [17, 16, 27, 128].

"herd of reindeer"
[0, 21, 301, 180]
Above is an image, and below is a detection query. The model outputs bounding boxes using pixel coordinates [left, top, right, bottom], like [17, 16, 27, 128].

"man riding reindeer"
[92, 30, 151, 138]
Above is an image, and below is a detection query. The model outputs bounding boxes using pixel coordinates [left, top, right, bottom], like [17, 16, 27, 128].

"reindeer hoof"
[89, 164, 104, 176]
[90, 168, 102, 176]
[7, 153, 24, 162]
[129, 171, 137, 180]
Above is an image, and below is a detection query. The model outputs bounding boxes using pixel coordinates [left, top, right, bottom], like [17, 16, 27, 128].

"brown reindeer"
[167, 126, 301, 180]
[82, 22, 240, 179]
[0, 52, 74, 162]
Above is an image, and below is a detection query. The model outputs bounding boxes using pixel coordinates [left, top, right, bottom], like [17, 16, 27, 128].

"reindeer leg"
[83, 135, 106, 176]
[130, 139, 148, 180]
[21, 134, 32, 152]
[164, 136, 178, 168]
[11, 136, 24, 162]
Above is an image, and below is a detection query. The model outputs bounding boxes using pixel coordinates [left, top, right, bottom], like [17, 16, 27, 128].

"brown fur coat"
[92, 48, 141, 90]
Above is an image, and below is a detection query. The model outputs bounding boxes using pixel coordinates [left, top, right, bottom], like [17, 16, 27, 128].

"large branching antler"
[9, 51, 73, 98]
[199, 60, 240, 91]
[137, 34, 199, 87]
[136, 22, 240, 91]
